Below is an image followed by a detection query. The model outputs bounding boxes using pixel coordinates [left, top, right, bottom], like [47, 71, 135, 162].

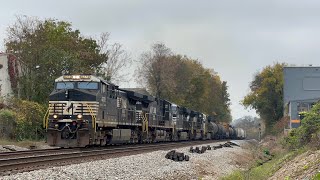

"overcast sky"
[1, 0, 320, 119]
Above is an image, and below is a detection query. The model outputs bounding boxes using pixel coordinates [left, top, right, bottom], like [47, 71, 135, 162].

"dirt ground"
[0, 139, 53, 152]
[269, 150, 320, 180]
[258, 135, 320, 179]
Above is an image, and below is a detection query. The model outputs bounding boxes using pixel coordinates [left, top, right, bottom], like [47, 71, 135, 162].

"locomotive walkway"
[0, 140, 224, 176]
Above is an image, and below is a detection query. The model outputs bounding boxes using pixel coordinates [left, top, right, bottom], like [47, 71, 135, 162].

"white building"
[0, 54, 13, 97]
[0, 53, 21, 98]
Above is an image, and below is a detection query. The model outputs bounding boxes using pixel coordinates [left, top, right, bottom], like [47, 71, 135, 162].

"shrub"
[284, 103, 320, 149]
[0, 98, 47, 141]
[0, 109, 17, 139]
[10, 98, 47, 141]
[282, 128, 303, 150]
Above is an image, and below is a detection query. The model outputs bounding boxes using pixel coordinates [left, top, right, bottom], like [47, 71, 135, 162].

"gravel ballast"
[0, 145, 29, 152]
[1, 140, 254, 180]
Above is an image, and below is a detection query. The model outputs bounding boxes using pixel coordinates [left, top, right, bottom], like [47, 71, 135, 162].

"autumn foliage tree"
[242, 63, 286, 132]
[137, 43, 231, 122]
[5, 16, 130, 103]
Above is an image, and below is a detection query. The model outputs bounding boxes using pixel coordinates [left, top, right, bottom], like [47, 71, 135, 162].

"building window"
[297, 102, 309, 112]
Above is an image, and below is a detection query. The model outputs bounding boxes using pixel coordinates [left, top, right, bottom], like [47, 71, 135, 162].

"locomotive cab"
[45, 75, 102, 147]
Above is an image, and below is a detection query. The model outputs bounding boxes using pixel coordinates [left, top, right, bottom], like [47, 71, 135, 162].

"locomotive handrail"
[85, 103, 96, 132]
[43, 107, 49, 129]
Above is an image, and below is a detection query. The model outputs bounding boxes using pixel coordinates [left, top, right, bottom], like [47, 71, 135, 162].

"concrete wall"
[0, 55, 12, 97]
[283, 67, 320, 128]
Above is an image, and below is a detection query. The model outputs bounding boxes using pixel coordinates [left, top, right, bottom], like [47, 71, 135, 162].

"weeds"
[221, 148, 306, 180]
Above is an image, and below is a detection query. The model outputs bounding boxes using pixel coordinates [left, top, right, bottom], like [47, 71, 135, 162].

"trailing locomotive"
[44, 75, 246, 148]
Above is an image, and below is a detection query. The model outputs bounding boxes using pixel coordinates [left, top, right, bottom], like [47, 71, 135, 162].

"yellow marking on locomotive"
[85, 103, 97, 132]
[43, 107, 50, 129]
[142, 113, 148, 135]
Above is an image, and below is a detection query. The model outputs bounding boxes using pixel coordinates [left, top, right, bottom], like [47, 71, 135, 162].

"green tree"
[242, 63, 285, 132]
[5, 16, 130, 103]
[6, 16, 106, 103]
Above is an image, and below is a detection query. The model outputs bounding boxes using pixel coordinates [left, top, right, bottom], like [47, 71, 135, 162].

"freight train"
[43, 75, 246, 148]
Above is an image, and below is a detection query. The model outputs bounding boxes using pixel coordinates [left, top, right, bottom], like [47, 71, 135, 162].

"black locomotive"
[44, 75, 246, 148]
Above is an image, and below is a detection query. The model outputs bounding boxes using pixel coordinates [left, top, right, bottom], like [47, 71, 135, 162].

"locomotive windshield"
[55, 81, 99, 90]
[78, 82, 99, 89]
[56, 82, 74, 89]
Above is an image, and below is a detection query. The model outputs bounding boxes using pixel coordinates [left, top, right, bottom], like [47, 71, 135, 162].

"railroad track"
[0, 140, 225, 176]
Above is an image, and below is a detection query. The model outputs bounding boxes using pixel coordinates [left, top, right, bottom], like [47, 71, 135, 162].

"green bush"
[313, 172, 320, 180]
[0, 98, 47, 141]
[0, 109, 17, 139]
[283, 128, 303, 149]
[284, 103, 320, 149]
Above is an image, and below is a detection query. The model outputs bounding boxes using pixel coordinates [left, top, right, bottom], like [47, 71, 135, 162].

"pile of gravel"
[1, 140, 253, 180]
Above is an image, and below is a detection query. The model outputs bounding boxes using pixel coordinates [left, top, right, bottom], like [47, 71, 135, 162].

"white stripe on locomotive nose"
[49, 101, 99, 115]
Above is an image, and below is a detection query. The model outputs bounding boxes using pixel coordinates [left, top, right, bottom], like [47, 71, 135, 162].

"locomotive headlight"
[53, 114, 58, 119]
[54, 124, 59, 129]
[77, 114, 83, 119]
[72, 75, 80, 79]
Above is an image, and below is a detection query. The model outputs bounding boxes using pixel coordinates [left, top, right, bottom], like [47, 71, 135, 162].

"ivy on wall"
[0, 62, 3, 96]
[7, 54, 19, 95]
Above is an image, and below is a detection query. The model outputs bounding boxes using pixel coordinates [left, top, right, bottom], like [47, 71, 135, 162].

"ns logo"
[63, 102, 79, 115]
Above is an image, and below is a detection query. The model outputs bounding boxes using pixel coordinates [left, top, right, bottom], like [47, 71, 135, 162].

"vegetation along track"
[0, 140, 225, 176]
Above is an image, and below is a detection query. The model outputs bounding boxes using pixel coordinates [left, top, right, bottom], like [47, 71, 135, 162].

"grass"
[313, 172, 320, 180]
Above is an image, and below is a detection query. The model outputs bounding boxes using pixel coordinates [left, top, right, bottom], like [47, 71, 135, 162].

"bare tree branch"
[96, 32, 132, 84]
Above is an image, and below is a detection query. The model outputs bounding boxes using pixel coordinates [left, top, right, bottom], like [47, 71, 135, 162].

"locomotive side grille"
[49, 101, 99, 116]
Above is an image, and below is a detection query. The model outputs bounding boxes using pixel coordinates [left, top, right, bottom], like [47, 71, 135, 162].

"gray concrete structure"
[284, 66, 320, 128]
[0, 54, 12, 97]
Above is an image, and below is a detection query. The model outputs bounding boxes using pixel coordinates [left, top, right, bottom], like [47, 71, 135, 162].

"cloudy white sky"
[1, 0, 320, 119]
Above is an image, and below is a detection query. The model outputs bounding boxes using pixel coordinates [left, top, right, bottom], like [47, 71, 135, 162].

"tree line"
[136, 44, 231, 122]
